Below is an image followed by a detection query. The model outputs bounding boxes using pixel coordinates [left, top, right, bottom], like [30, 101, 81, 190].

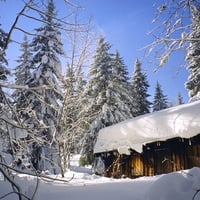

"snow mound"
[145, 167, 200, 200]
[1, 166, 200, 200]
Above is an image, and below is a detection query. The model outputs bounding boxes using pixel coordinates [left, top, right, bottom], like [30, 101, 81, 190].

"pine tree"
[0, 26, 11, 153]
[177, 92, 184, 105]
[110, 51, 133, 120]
[81, 38, 134, 163]
[18, 0, 65, 171]
[130, 59, 151, 117]
[153, 81, 168, 112]
[0, 25, 9, 103]
[82, 37, 113, 132]
[0, 26, 9, 83]
[15, 35, 32, 84]
[81, 37, 113, 161]
[185, 5, 200, 101]
[13, 34, 32, 101]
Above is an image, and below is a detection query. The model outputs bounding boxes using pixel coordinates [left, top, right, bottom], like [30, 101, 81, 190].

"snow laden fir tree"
[81, 37, 133, 164]
[14, 0, 65, 173]
[14, 35, 32, 87]
[185, 5, 200, 101]
[0, 24, 10, 152]
[153, 82, 168, 112]
[130, 59, 151, 117]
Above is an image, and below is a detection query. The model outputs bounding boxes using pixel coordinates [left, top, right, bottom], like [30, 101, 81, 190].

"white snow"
[94, 100, 200, 154]
[0, 155, 200, 200]
[190, 91, 200, 102]
[41, 54, 48, 64]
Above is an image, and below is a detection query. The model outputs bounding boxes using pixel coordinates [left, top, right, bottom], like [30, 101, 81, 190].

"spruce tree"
[177, 92, 184, 105]
[185, 5, 200, 101]
[15, 35, 32, 84]
[153, 81, 168, 112]
[0, 26, 9, 83]
[81, 38, 135, 163]
[130, 59, 151, 117]
[81, 37, 113, 161]
[83, 37, 113, 132]
[13, 34, 32, 101]
[0, 26, 11, 153]
[110, 51, 133, 120]
[82, 37, 112, 163]
[0, 26, 9, 103]
[18, 0, 65, 171]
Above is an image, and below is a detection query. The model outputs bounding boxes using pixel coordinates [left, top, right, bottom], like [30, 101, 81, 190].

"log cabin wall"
[103, 152, 132, 178]
[186, 134, 200, 168]
[130, 151, 143, 178]
[143, 134, 200, 176]
[143, 138, 186, 176]
[95, 134, 200, 178]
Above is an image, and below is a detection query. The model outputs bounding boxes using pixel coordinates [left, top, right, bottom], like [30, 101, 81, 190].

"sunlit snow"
[0, 155, 200, 200]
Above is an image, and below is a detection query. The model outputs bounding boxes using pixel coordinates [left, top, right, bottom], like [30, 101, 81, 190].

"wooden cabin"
[93, 101, 200, 178]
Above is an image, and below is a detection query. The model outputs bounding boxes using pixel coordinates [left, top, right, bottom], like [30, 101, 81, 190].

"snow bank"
[1, 167, 200, 200]
[145, 167, 200, 200]
[94, 100, 200, 154]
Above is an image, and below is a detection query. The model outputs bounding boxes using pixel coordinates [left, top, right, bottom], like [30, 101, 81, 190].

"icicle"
[189, 139, 192, 146]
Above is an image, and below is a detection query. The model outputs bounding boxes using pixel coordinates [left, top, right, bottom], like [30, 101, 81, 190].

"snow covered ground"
[1, 155, 200, 200]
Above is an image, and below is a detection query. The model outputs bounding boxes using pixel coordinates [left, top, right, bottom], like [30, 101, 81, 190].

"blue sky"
[84, 0, 189, 104]
[0, 0, 189, 104]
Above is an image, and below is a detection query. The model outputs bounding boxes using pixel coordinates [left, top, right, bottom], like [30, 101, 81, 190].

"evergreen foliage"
[81, 37, 113, 161]
[130, 59, 151, 116]
[14, 35, 32, 86]
[177, 92, 184, 105]
[83, 37, 113, 133]
[0, 25, 11, 154]
[111, 51, 133, 119]
[185, 5, 200, 101]
[0, 25, 9, 82]
[15, 0, 65, 171]
[13, 35, 32, 102]
[81, 38, 134, 163]
[153, 82, 168, 112]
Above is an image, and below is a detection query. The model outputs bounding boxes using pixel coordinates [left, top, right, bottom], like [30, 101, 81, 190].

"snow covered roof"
[94, 100, 200, 154]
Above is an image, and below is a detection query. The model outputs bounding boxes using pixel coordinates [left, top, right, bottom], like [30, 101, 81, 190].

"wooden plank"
[130, 153, 143, 177]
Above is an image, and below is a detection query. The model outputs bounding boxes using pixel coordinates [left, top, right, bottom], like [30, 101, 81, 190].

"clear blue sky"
[0, 0, 189, 104]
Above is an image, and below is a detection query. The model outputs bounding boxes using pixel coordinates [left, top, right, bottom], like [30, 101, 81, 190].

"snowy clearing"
[1, 161, 200, 200]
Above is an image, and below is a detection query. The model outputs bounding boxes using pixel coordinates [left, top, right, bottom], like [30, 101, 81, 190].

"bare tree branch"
[4, 0, 33, 51]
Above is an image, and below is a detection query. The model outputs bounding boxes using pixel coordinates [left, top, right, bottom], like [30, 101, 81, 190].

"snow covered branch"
[145, 0, 200, 67]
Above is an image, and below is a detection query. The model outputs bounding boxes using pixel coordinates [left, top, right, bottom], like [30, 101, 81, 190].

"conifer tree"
[15, 35, 32, 84]
[153, 81, 168, 112]
[177, 92, 184, 105]
[81, 38, 135, 163]
[0, 26, 9, 83]
[17, 0, 65, 171]
[110, 51, 133, 120]
[130, 59, 151, 117]
[13, 34, 32, 101]
[81, 37, 113, 161]
[0, 26, 11, 153]
[185, 5, 200, 101]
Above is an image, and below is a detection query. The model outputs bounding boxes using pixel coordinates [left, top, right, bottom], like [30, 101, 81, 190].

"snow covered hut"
[93, 100, 200, 178]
